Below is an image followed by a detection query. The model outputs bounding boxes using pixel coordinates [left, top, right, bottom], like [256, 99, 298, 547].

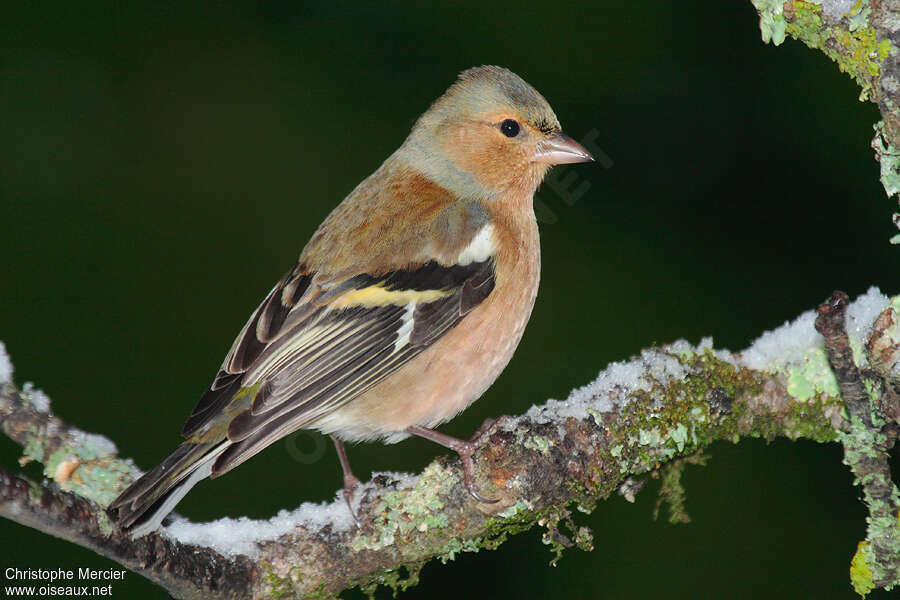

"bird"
[107, 65, 594, 537]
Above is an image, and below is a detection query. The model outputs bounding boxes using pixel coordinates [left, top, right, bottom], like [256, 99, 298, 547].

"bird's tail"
[107, 440, 229, 538]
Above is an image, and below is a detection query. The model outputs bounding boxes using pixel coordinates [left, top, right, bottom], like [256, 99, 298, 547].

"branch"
[0, 383, 257, 600]
[748, 0, 900, 240]
[2, 288, 899, 598]
[816, 291, 900, 595]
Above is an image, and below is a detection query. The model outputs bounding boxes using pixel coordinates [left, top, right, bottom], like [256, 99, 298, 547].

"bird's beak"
[533, 132, 594, 165]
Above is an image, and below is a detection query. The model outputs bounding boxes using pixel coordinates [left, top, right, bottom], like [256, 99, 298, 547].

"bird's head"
[405, 65, 593, 200]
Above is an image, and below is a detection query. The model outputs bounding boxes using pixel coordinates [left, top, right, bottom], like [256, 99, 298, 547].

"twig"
[815, 291, 900, 595]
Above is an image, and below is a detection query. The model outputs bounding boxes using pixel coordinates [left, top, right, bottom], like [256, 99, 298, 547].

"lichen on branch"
[750, 0, 900, 240]
[1, 288, 898, 598]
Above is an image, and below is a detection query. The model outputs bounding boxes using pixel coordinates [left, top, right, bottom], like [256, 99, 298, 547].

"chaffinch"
[109, 65, 593, 537]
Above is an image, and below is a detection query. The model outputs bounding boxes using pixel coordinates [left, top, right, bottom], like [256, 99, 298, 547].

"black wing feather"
[184, 257, 496, 475]
[180, 271, 312, 438]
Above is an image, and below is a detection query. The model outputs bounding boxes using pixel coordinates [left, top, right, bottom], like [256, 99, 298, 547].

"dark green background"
[2, 2, 898, 598]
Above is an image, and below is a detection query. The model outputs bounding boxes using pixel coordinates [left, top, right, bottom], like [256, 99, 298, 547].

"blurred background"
[2, 2, 898, 598]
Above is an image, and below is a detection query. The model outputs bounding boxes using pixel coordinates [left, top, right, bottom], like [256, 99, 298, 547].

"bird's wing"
[180, 256, 495, 476]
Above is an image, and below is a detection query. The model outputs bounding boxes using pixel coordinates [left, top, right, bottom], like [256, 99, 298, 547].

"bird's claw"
[455, 417, 508, 503]
[458, 446, 499, 503]
[342, 472, 362, 525]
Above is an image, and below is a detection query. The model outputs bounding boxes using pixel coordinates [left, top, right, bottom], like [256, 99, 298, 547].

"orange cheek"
[479, 143, 533, 192]
[478, 140, 516, 183]
[443, 132, 526, 191]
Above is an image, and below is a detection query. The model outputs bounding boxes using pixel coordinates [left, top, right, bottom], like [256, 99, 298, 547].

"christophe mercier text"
[5, 568, 126, 581]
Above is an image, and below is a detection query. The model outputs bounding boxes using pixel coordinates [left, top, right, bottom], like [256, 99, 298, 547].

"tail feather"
[108, 440, 229, 537]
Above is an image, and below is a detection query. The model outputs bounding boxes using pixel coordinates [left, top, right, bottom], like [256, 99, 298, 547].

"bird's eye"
[499, 119, 520, 138]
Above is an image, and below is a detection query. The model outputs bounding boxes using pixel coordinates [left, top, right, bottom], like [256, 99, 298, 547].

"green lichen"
[629, 422, 691, 462]
[22, 434, 46, 466]
[481, 505, 541, 551]
[790, 1, 822, 32]
[636, 427, 663, 448]
[850, 541, 875, 597]
[19, 428, 134, 507]
[669, 423, 689, 452]
[523, 435, 553, 455]
[95, 511, 115, 537]
[752, 0, 787, 44]
[537, 507, 591, 566]
[63, 460, 136, 507]
[652, 454, 708, 524]
[352, 465, 450, 552]
[782, 1, 888, 101]
[752, 1, 893, 101]
[847, 0, 870, 33]
[438, 537, 482, 563]
[784, 347, 840, 401]
[872, 122, 900, 215]
[838, 416, 900, 593]
[650, 349, 838, 446]
[733, 387, 840, 443]
[260, 562, 294, 600]
[609, 353, 728, 473]
[355, 564, 423, 600]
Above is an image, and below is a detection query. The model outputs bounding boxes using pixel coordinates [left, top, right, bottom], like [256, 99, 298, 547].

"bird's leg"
[406, 418, 503, 504]
[330, 435, 361, 522]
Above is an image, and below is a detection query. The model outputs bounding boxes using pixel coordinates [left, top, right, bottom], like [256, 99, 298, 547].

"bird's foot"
[406, 419, 507, 504]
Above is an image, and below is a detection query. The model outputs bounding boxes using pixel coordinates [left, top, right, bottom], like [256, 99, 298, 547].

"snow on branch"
[1, 288, 899, 598]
